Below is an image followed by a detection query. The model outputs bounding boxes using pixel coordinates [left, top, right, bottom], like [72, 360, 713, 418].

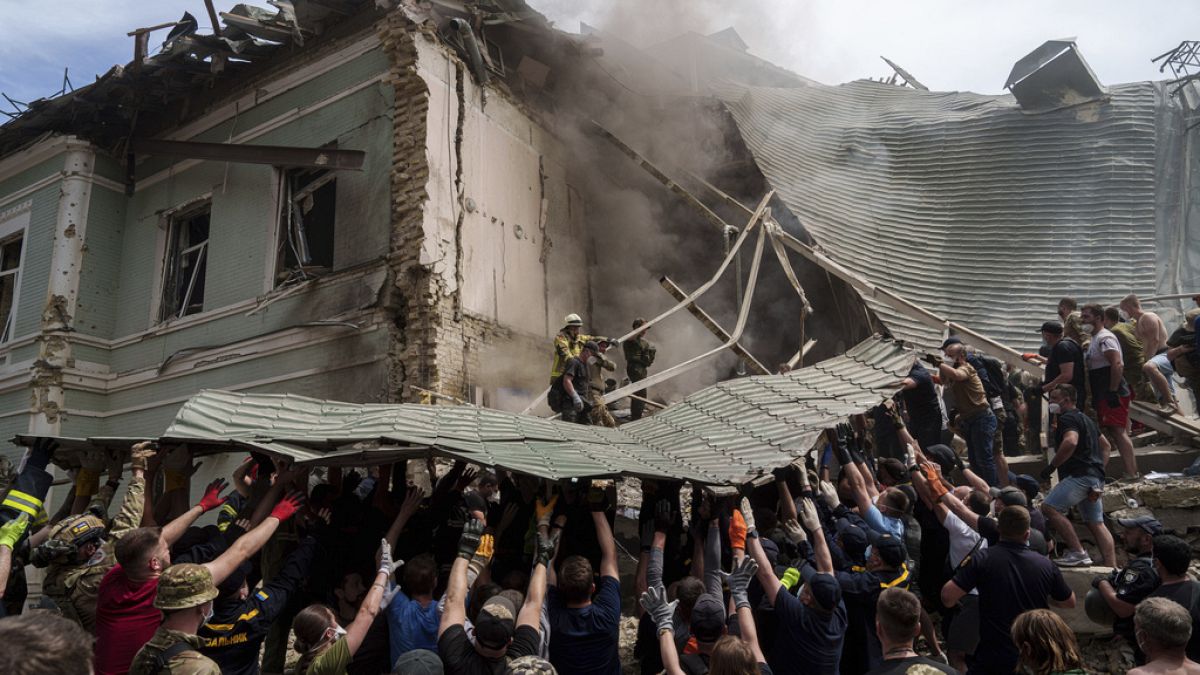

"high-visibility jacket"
[0, 460, 52, 542]
[549, 331, 599, 384]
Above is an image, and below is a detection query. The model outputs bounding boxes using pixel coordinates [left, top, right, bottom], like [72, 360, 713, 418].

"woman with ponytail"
[291, 538, 398, 674]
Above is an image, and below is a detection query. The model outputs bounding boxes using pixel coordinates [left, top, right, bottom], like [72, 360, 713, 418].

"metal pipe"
[449, 19, 490, 87]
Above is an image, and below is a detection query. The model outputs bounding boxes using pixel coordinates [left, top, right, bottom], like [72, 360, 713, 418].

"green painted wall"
[12, 183, 63, 339]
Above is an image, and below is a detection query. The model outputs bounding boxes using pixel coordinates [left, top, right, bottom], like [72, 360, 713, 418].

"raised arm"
[519, 530, 555, 629]
[727, 556, 766, 663]
[798, 497, 833, 573]
[960, 467, 990, 494]
[381, 487, 424, 557]
[438, 519, 483, 637]
[346, 539, 395, 656]
[203, 491, 302, 585]
[161, 478, 230, 546]
[640, 585, 685, 675]
[590, 487, 619, 580]
[0, 515, 30, 599]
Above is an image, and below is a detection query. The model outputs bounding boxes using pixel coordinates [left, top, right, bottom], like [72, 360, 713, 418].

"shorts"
[1148, 353, 1177, 395]
[946, 593, 980, 655]
[1043, 475, 1104, 523]
[1096, 393, 1131, 428]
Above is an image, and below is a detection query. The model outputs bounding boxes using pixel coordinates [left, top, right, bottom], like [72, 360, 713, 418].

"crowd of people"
[0, 298, 1195, 675]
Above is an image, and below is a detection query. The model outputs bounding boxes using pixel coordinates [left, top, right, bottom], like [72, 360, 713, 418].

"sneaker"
[1056, 550, 1093, 567]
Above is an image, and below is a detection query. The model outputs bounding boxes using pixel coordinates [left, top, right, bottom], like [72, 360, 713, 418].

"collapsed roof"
[29, 336, 914, 485]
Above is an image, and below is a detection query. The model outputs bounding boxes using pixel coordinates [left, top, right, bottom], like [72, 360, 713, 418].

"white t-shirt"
[942, 510, 986, 595]
[1086, 327, 1121, 370]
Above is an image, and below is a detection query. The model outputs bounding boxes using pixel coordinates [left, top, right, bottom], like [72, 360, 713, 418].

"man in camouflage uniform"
[588, 341, 618, 427]
[34, 442, 155, 630]
[549, 313, 609, 386]
[623, 318, 656, 421]
[1104, 306, 1154, 402]
[129, 563, 221, 675]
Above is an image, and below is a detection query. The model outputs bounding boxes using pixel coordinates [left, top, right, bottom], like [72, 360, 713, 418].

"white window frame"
[272, 165, 337, 289]
[151, 194, 212, 325]
[0, 203, 30, 344]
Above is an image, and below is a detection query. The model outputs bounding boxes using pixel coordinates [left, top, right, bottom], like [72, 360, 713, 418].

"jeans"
[962, 410, 998, 486]
[1044, 475, 1104, 523]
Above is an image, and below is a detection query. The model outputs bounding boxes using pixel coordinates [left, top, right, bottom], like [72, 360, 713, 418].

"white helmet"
[563, 313, 583, 327]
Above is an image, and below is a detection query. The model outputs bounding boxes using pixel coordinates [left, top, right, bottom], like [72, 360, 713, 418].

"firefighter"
[0, 437, 58, 616]
[550, 313, 610, 386]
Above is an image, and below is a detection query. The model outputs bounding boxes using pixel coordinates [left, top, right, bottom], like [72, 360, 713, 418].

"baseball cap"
[1027, 527, 1048, 556]
[759, 537, 780, 566]
[582, 340, 601, 352]
[689, 594, 726, 642]
[1116, 515, 1164, 535]
[393, 649, 444, 675]
[799, 564, 842, 612]
[1013, 474, 1041, 503]
[1184, 308, 1200, 332]
[869, 532, 908, 567]
[989, 486, 1028, 508]
[475, 595, 517, 649]
[835, 521, 869, 563]
[925, 444, 958, 476]
[1038, 321, 1064, 335]
[506, 655, 557, 675]
[941, 336, 963, 349]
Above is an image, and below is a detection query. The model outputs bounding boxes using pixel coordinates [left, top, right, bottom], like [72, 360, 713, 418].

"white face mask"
[326, 625, 347, 644]
[202, 602, 214, 623]
[587, 356, 597, 365]
[1081, 323, 1094, 335]
[1047, 402, 1061, 415]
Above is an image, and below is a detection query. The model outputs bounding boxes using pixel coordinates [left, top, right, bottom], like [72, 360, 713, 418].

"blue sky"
[2, 0, 1199, 110]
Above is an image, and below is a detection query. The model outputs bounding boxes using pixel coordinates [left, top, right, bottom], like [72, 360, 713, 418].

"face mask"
[1081, 323, 1094, 335]
[1047, 402, 1061, 415]
[587, 356, 597, 365]
[202, 603, 214, 623]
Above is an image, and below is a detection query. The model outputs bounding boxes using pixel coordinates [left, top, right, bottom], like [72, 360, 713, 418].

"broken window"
[159, 202, 210, 321]
[0, 233, 22, 342]
[276, 166, 336, 286]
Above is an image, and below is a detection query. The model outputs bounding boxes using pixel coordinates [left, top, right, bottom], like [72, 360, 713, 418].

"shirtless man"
[1123, 295, 1178, 414]
[1128, 597, 1200, 675]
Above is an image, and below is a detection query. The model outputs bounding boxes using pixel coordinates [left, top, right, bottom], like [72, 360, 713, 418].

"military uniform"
[588, 355, 617, 428]
[129, 627, 221, 675]
[623, 337, 656, 420]
[42, 474, 145, 631]
[130, 563, 221, 675]
[1112, 321, 1153, 401]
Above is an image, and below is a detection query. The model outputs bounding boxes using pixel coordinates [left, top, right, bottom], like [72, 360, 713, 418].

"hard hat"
[48, 513, 106, 548]
[1084, 587, 1117, 625]
[563, 313, 583, 327]
[155, 563, 219, 610]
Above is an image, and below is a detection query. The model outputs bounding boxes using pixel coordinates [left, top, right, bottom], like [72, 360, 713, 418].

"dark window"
[276, 167, 336, 286]
[0, 233, 22, 341]
[159, 203, 210, 321]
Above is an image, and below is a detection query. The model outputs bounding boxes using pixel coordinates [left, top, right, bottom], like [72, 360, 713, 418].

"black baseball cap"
[869, 532, 907, 567]
[1013, 474, 1040, 503]
[1116, 515, 1164, 535]
[1039, 321, 1064, 335]
[835, 521, 869, 563]
[689, 594, 726, 642]
[989, 486, 1028, 508]
[941, 336, 963, 349]
[475, 595, 517, 649]
[582, 340, 600, 353]
[925, 444, 958, 476]
[799, 564, 842, 612]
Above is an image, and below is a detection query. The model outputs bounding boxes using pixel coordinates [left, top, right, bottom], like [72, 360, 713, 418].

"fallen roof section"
[26, 336, 914, 485]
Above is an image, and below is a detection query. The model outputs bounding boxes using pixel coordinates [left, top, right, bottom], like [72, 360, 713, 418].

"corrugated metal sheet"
[719, 79, 1182, 350]
[81, 336, 912, 485]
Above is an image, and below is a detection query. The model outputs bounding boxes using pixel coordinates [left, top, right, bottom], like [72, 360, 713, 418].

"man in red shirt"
[93, 483, 305, 675]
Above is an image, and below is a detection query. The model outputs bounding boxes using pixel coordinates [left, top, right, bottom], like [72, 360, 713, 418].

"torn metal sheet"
[1004, 39, 1106, 112]
[21, 337, 915, 485]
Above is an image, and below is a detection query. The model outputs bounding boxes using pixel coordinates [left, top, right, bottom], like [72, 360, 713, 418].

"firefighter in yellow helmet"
[549, 313, 613, 385]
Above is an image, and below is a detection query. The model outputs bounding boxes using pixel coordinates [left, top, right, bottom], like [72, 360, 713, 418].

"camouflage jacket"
[623, 338, 656, 381]
[129, 627, 221, 675]
[44, 474, 145, 631]
[587, 355, 616, 394]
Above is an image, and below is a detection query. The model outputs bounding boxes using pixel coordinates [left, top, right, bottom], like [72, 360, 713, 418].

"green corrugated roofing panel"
[25, 337, 914, 484]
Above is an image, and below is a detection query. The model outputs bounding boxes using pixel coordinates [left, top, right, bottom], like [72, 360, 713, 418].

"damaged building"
[0, 0, 1198, 474]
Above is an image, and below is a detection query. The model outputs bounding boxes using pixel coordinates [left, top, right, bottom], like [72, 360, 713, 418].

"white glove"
[379, 538, 401, 577]
[817, 481, 840, 510]
[380, 581, 402, 609]
[798, 498, 821, 533]
[782, 518, 807, 544]
[740, 497, 756, 534]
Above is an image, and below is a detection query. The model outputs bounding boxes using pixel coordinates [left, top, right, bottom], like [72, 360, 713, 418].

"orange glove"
[922, 463, 948, 501]
[1022, 352, 1038, 361]
[729, 509, 748, 550]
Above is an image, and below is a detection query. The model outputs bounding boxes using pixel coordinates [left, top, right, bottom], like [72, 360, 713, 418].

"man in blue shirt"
[385, 553, 439, 664]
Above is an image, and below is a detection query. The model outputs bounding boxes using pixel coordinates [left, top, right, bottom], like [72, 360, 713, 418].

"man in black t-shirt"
[1039, 321, 1086, 413]
[1148, 534, 1200, 662]
[941, 506, 1075, 675]
[549, 341, 598, 424]
[898, 363, 945, 450]
[868, 587, 957, 674]
[438, 520, 551, 675]
[1038, 384, 1117, 568]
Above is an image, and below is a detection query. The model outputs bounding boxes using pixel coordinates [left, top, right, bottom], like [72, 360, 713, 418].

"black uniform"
[200, 536, 317, 675]
[1108, 556, 1160, 644]
[835, 565, 911, 674]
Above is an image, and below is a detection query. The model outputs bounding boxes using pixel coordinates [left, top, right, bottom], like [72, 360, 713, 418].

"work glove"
[740, 497, 757, 535]
[817, 480, 840, 510]
[780, 567, 801, 590]
[729, 509, 748, 551]
[922, 353, 943, 367]
[797, 498, 821, 533]
[1040, 465, 1056, 481]
[535, 531, 557, 566]
[832, 426, 852, 466]
[782, 518, 807, 544]
[1105, 391, 1121, 408]
[457, 519, 485, 560]
[0, 514, 30, 549]
[922, 463, 949, 501]
[380, 581, 402, 609]
[28, 437, 59, 470]
[572, 393, 584, 412]
[31, 538, 75, 567]
[379, 538, 400, 577]
[198, 479, 230, 513]
[653, 499, 674, 533]
[639, 585, 678, 635]
[130, 442, 156, 472]
[722, 556, 758, 610]
[269, 490, 305, 522]
[535, 494, 558, 529]
[466, 534, 495, 586]
[771, 465, 791, 483]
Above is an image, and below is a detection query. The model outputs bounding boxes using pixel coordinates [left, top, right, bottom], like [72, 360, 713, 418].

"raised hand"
[379, 538, 400, 576]
[739, 497, 756, 534]
[722, 556, 758, 609]
[639, 585, 678, 635]
[269, 489, 306, 522]
[0, 514, 31, 549]
[535, 494, 558, 528]
[798, 497, 821, 533]
[457, 518, 485, 560]
[782, 518, 807, 544]
[198, 479, 230, 512]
